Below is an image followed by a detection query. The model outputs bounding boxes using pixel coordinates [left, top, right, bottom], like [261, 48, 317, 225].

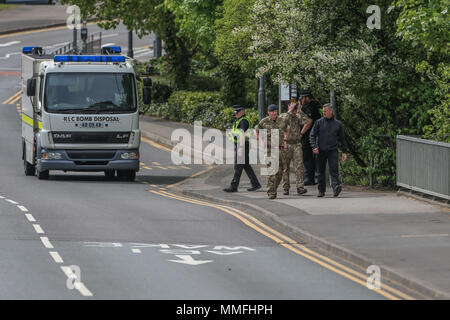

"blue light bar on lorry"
[102, 46, 122, 53]
[54, 55, 126, 63]
[23, 46, 43, 54]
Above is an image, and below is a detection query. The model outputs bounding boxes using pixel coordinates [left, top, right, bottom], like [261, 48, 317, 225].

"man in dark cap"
[224, 105, 261, 192]
[309, 103, 348, 197]
[298, 89, 321, 185]
[255, 104, 289, 199]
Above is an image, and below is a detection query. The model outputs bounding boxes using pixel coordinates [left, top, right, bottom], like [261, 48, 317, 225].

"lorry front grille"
[74, 161, 109, 166]
[67, 150, 116, 160]
[52, 132, 131, 144]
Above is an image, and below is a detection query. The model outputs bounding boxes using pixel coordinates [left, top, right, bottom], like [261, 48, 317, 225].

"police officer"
[280, 101, 312, 195]
[309, 103, 348, 197]
[298, 89, 321, 185]
[224, 105, 261, 192]
[255, 104, 288, 199]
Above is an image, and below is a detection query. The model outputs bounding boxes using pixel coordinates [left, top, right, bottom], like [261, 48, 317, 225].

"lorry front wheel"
[37, 169, 49, 180]
[117, 170, 135, 182]
[23, 148, 35, 176]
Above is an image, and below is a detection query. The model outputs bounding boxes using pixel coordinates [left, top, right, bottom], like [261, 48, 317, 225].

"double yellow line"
[150, 187, 417, 300]
[2, 90, 21, 105]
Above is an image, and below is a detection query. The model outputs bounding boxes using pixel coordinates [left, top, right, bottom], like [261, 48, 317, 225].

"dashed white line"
[132, 249, 141, 254]
[32, 224, 44, 234]
[401, 234, 448, 238]
[40, 237, 54, 249]
[49, 251, 64, 263]
[25, 213, 36, 222]
[17, 205, 28, 212]
[0, 196, 5, 199]
[5, 199, 19, 205]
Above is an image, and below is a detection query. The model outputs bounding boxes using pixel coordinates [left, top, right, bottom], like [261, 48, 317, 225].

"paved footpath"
[0, 5, 69, 35]
[140, 115, 450, 299]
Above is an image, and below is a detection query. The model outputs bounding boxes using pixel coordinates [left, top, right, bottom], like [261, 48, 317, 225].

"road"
[0, 25, 386, 300]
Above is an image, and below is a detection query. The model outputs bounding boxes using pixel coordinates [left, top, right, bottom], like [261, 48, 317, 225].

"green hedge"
[142, 90, 258, 131]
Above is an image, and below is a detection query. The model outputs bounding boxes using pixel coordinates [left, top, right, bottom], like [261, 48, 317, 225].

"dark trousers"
[230, 142, 260, 189]
[317, 149, 340, 193]
[302, 144, 318, 182]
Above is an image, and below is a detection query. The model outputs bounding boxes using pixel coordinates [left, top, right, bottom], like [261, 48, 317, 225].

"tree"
[62, 0, 220, 89]
[249, 0, 439, 185]
[393, 0, 449, 142]
[214, 0, 256, 105]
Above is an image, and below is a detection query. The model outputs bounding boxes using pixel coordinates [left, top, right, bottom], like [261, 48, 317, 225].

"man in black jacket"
[298, 90, 321, 185]
[309, 104, 348, 197]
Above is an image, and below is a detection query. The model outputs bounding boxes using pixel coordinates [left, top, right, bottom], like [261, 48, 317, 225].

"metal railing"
[396, 135, 450, 200]
[52, 32, 102, 55]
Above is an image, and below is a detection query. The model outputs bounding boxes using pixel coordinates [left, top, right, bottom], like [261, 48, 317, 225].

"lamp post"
[258, 74, 265, 121]
[154, 34, 162, 58]
[128, 30, 133, 58]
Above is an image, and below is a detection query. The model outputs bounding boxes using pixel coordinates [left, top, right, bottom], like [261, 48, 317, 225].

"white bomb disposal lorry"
[21, 46, 152, 181]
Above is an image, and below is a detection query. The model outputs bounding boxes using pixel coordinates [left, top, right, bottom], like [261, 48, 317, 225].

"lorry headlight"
[42, 152, 63, 160]
[121, 152, 139, 160]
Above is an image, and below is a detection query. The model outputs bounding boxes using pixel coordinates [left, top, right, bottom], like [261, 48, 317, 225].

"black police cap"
[232, 105, 245, 112]
[298, 89, 312, 99]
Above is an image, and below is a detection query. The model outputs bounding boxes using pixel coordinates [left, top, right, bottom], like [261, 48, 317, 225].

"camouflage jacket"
[255, 116, 288, 147]
[280, 111, 310, 142]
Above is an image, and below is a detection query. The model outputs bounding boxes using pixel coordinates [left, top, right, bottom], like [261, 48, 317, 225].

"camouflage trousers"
[266, 148, 286, 197]
[282, 142, 304, 191]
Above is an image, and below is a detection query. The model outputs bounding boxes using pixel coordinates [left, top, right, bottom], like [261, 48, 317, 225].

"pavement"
[0, 4, 70, 35]
[139, 115, 450, 300]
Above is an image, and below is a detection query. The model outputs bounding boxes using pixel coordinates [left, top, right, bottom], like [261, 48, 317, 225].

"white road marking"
[0, 52, 20, 60]
[401, 234, 448, 238]
[17, 205, 28, 212]
[131, 249, 141, 254]
[49, 251, 64, 263]
[101, 43, 115, 47]
[25, 213, 36, 222]
[0, 196, 4, 199]
[102, 33, 119, 39]
[206, 250, 244, 256]
[5, 199, 18, 205]
[169, 255, 213, 266]
[40, 237, 54, 249]
[0, 41, 21, 47]
[60, 266, 93, 297]
[32, 224, 44, 234]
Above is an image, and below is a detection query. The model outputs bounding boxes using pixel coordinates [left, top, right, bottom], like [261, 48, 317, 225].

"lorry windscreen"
[44, 72, 137, 114]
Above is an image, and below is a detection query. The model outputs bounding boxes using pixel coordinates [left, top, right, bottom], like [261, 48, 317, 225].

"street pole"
[73, 23, 77, 54]
[128, 30, 133, 58]
[258, 74, 265, 121]
[154, 34, 162, 58]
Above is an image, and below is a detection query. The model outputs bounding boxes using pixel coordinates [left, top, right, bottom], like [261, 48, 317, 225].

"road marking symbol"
[169, 255, 213, 266]
[151, 189, 417, 300]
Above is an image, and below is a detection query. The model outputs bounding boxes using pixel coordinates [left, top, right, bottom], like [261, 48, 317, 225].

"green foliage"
[393, 0, 449, 55]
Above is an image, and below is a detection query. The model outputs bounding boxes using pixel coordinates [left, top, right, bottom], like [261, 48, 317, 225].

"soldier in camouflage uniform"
[280, 101, 313, 195]
[255, 104, 289, 199]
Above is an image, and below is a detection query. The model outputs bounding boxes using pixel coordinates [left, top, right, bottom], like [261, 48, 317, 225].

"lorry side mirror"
[142, 78, 152, 105]
[27, 78, 36, 97]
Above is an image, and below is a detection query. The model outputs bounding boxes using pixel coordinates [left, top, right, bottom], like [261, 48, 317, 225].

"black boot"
[247, 185, 261, 192]
[224, 187, 238, 193]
